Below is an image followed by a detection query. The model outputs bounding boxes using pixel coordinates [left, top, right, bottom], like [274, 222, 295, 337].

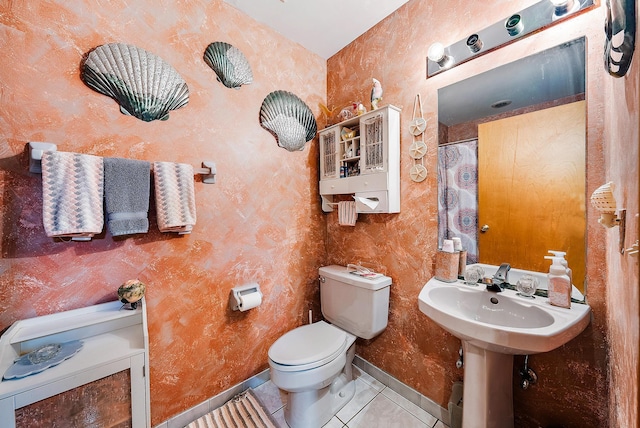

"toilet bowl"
[269, 321, 356, 427]
[268, 265, 392, 428]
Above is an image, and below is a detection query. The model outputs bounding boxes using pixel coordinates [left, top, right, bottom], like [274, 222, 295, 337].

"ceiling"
[222, 0, 410, 59]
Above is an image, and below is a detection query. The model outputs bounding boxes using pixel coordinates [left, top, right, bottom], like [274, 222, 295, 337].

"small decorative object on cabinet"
[117, 279, 146, 309]
[319, 105, 400, 213]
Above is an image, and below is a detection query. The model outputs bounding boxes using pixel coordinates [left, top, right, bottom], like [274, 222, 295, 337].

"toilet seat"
[268, 321, 347, 372]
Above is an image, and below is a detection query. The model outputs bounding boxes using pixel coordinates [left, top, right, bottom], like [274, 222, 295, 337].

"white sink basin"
[418, 273, 591, 354]
[418, 265, 591, 427]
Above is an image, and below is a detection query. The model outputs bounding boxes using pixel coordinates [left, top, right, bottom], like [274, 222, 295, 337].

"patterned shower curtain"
[437, 140, 478, 263]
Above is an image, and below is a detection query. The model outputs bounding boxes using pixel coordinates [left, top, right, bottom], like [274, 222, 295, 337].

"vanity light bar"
[426, 0, 594, 78]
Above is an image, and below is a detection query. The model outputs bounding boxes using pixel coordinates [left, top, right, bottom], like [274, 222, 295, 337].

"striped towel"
[41, 151, 104, 239]
[186, 389, 277, 428]
[153, 161, 196, 234]
[338, 200, 357, 226]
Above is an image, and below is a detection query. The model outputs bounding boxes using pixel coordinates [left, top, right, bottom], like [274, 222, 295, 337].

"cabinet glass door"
[321, 131, 337, 179]
[362, 112, 385, 173]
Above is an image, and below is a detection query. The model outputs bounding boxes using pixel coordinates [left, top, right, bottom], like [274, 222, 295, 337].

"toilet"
[268, 265, 392, 428]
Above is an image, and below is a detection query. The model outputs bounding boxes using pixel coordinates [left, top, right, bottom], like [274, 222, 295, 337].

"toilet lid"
[268, 321, 347, 369]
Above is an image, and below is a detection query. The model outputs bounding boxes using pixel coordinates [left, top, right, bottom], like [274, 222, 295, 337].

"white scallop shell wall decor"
[259, 91, 317, 152]
[203, 41, 253, 89]
[81, 43, 189, 122]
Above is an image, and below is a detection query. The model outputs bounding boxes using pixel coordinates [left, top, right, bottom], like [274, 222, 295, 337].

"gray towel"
[103, 157, 151, 236]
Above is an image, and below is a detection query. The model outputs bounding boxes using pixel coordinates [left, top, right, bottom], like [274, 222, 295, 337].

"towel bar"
[28, 144, 217, 184]
[150, 161, 216, 183]
[28, 142, 58, 173]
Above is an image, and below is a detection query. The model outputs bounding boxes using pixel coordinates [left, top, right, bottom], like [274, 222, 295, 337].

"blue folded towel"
[103, 157, 151, 236]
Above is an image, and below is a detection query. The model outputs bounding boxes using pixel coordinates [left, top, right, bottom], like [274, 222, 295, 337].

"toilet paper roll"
[239, 292, 262, 312]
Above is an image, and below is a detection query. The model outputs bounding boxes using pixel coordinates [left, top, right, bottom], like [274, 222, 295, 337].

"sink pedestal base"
[461, 341, 514, 428]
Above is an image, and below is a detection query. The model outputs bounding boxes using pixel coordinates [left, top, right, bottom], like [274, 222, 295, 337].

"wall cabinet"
[319, 105, 400, 213]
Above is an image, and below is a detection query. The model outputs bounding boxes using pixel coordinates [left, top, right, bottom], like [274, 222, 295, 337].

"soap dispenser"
[548, 250, 573, 286]
[545, 256, 571, 308]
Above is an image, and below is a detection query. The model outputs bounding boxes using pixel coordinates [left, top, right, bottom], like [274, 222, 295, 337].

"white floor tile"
[381, 387, 438, 426]
[252, 365, 446, 428]
[335, 378, 380, 423]
[346, 394, 429, 428]
[323, 416, 346, 427]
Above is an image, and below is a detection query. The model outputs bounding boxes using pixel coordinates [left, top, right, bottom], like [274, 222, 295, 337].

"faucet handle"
[494, 263, 511, 282]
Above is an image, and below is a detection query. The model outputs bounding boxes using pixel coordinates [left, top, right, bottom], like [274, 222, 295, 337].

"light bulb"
[549, 0, 579, 18]
[428, 42, 445, 63]
[428, 42, 453, 69]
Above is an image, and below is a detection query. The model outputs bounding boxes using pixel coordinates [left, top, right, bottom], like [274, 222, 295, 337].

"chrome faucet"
[486, 263, 511, 292]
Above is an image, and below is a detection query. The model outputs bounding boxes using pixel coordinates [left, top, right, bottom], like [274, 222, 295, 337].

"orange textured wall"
[604, 18, 640, 428]
[0, 0, 326, 425]
[327, 1, 614, 426]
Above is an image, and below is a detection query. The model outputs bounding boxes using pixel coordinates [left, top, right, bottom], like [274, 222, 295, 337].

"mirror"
[437, 38, 587, 293]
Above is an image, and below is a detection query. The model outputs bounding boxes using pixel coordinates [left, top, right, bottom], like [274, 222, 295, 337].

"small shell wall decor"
[81, 43, 189, 122]
[203, 41, 253, 89]
[117, 279, 146, 310]
[259, 90, 317, 152]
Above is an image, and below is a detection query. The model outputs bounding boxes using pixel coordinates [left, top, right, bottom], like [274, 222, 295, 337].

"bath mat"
[185, 389, 277, 428]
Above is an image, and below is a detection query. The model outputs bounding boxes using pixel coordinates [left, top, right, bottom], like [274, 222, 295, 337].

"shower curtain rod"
[439, 137, 478, 147]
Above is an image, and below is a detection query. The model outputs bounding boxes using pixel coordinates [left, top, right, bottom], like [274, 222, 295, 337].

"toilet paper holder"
[230, 283, 263, 311]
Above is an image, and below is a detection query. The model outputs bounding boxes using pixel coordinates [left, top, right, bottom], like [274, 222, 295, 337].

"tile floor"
[253, 365, 450, 428]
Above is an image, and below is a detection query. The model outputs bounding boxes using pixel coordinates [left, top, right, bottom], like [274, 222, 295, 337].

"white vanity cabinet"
[319, 105, 401, 213]
[0, 301, 150, 428]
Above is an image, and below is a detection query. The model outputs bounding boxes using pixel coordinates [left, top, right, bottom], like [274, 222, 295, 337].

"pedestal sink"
[418, 264, 591, 428]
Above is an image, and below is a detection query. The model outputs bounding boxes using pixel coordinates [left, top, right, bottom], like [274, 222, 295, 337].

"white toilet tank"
[319, 265, 392, 340]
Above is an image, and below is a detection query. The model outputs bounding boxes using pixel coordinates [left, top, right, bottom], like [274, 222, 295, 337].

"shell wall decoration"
[203, 42, 253, 89]
[81, 43, 189, 122]
[259, 90, 317, 152]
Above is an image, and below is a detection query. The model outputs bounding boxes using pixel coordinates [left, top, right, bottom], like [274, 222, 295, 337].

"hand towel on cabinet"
[338, 200, 358, 226]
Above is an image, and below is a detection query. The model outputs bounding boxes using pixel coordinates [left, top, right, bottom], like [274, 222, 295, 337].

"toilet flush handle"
[319, 276, 325, 283]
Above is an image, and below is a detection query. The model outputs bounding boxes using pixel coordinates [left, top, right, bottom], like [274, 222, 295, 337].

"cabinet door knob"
[481, 224, 490, 233]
